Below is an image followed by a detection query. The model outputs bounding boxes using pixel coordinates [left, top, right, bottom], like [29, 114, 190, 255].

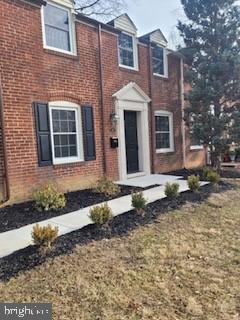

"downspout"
[180, 58, 186, 168]
[98, 24, 107, 174]
[0, 74, 10, 203]
[148, 43, 155, 174]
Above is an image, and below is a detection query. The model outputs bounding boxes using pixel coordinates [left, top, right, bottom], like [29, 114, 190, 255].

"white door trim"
[115, 99, 151, 181]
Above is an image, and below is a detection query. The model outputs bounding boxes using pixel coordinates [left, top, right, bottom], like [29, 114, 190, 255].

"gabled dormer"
[108, 14, 139, 71]
[139, 29, 169, 78]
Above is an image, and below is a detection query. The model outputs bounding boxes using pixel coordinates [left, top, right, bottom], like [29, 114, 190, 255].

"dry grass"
[1, 182, 240, 320]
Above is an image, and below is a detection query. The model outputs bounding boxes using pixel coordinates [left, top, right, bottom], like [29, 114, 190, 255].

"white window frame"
[152, 45, 168, 78]
[118, 31, 139, 71]
[155, 111, 174, 153]
[41, 1, 76, 56]
[49, 101, 84, 165]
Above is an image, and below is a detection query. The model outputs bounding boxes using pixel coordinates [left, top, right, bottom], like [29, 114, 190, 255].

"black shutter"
[82, 105, 96, 161]
[33, 102, 53, 167]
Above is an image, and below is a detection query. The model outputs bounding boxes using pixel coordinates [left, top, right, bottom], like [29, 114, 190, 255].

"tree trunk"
[210, 151, 221, 171]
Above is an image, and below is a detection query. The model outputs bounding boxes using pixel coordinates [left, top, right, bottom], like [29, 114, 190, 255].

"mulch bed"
[166, 167, 240, 180]
[0, 180, 233, 282]
[0, 185, 152, 233]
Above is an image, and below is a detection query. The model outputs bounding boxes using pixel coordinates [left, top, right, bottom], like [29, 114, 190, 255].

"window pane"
[62, 146, 69, 157]
[119, 48, 134, 67]
[55, 146, 61, 158]
[155, 116, 169, 132]
[52, 108, 79, 159]
[69, 135, 76, 145]
[53, 120, 60, 132]
[60, 120, 68, 132]
[119, 33, 133, 50]
[152, 46, 164, 75]
[45, 26, 70, 51]
[156, 132, 170, 149]
[44, 4, 69, 31]
[60, 135, 68, 145]
[70, 146, 77, 156]
[44, 3, 71, 51]
[52, 110, 60, 120]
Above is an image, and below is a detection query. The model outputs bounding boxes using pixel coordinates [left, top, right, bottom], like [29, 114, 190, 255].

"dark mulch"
[0, 185, 153, 233]
[0, 180, 233, 282]
[166, 167, 240, 180]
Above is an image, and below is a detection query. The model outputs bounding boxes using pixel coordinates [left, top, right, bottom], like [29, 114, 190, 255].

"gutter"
[98, 24, 107, 174]
[0, 74, 10, 203]
[180, 58, 186, 168]
[148, 43, 155, 174]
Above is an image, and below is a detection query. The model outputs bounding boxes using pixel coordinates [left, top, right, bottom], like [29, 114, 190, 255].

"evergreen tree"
[178, 0, 240, 168]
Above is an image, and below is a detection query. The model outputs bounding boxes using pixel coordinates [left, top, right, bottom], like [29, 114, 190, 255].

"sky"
[127, 0, 186, 48]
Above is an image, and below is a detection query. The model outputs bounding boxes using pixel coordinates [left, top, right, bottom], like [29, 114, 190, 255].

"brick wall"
[0, 0, 205, 204]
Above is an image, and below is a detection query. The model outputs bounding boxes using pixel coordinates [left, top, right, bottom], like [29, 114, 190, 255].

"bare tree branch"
[74, 0, 127, 20]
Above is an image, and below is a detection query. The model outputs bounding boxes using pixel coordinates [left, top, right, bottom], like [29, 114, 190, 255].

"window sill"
[119, 65, 139, 73]
[153, 73, 169, 80]
[156, 149, 175, 154]
[53, 158, 84, 166]
[43, 48, 79, 60]
[190, 146, 204, 151]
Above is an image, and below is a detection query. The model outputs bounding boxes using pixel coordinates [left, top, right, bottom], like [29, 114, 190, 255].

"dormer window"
[118, 32, 138, 70]
[42, 1, 75, 55]
[152, 45, 168, 77]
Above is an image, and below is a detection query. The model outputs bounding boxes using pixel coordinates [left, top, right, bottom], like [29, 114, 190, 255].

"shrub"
[33, 184, 66, 211]
[32, 224, 59, 249]
[187, 175, 200, 192]
[89, 203, 113, 226]
[164, 182, 179, 199]
[94, 176, 121, 198]
[131, 192, 147, 214]
[206, 170, 220, 184]
[203, 166, 212, 179]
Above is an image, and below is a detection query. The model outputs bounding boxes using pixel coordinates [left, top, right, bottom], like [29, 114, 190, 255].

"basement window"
[42, 1, 75, 54]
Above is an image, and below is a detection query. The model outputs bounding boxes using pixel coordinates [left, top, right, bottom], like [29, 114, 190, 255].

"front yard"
[0, 181, 240, 320]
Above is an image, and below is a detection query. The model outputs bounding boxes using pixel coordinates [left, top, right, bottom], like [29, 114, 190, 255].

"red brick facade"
[0, 0, 205, 204]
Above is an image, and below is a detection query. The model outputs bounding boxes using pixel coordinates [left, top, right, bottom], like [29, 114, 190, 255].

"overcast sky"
[127, 0, 186, 48]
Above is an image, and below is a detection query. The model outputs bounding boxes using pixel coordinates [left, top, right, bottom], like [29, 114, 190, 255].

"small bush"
[94, 177, 121, 198]
[32, 224, 58, 249]
[131, 192, 147, 214]
[187, 175, 200, 192]
[206, 171, 220, 184]
[33, 184, 66, 211]
[203, 166, 212, 179]
[164, 182, 179, 199]
[89, 203, 113, 226]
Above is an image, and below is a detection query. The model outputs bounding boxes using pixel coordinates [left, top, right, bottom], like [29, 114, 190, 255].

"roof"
[76, 13, 121, 34]
[139, 29, 168, 46]
[24, 0, 46, 5]
[107, 13, 137, 31]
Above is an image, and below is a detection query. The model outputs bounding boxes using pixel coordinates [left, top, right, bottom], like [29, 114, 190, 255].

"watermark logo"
[0, 304, 52, 319]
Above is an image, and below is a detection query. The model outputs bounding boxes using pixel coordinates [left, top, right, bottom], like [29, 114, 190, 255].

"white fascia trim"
[41, 1, 77, 56]
[155, 110, 175, 154]
[118, 32, 139, 71]
[49, 101, 84, 165]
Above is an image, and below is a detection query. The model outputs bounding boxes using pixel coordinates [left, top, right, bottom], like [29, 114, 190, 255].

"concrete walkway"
[0, 180, 208, 259]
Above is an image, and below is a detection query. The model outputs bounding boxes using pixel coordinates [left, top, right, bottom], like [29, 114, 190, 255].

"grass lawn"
[0, 181, 240, 320]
